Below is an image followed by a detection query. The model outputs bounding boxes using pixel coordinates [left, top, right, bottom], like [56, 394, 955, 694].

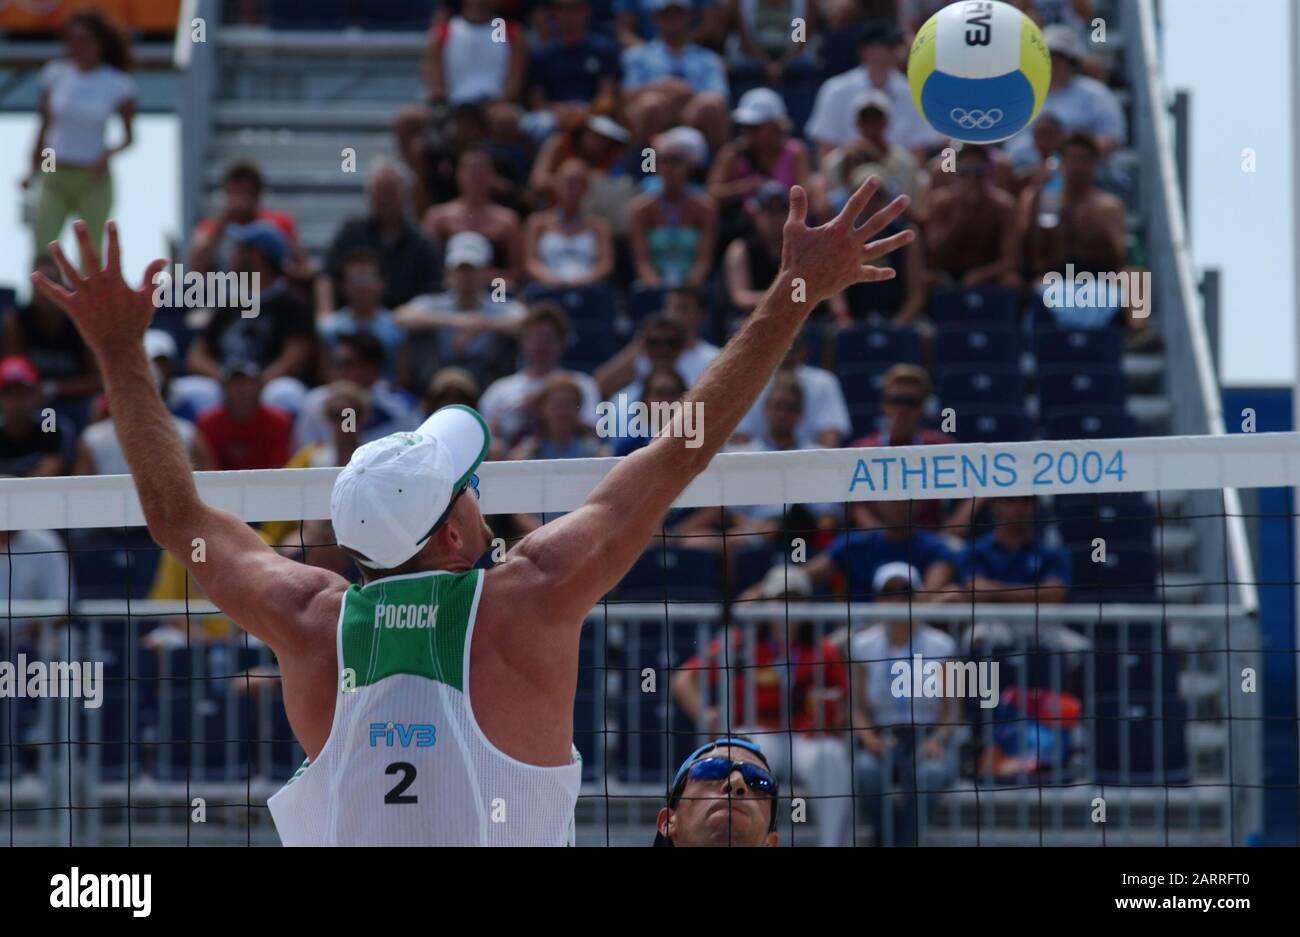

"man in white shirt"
[478, 302, 601, 447]
[850, 563, 961, 846]
[735, 329, 851, 448]
[805, 22, 943, 161]
[1002, 25, 1126, 165]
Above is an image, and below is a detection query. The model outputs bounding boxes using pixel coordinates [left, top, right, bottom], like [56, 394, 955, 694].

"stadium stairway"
[198, 26, 426, 258]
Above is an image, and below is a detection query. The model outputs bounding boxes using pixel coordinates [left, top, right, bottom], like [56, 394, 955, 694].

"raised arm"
[494, 178, 913, 626]
[33, 222, 346, 657]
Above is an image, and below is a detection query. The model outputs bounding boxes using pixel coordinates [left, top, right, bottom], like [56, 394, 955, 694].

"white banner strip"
[1, 432, 1298, 532]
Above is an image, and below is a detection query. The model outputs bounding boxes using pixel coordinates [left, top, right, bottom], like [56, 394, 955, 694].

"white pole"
[1291, 0, 1300, 803]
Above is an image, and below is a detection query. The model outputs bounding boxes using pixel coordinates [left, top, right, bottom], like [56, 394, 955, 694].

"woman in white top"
[523, 158, 614, 288]
[24, 10, 136, 254]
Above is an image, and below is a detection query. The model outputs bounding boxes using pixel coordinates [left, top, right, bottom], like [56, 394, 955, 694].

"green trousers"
[32, 165, 113, 256]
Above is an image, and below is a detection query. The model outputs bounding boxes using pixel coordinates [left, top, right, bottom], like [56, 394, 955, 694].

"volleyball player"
[33, 177, 912, 845]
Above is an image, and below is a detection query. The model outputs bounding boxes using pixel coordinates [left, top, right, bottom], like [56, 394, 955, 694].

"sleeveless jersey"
[267, 569, 582, 846]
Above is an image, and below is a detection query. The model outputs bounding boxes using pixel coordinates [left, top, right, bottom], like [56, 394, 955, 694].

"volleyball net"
[0, 431, 1294, 846]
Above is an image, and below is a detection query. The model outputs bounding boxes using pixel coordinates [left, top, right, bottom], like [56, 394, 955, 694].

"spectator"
[316, 158, 440, 316]
[849, 364, 966, 535]
[422, 147, 524, 287]
[423, 367, 482, 417]
[182, 221, 316, 417]
[674, 567, 853, 847]
[617, 0, 724, 49]
[598, 312, 687, 401]
[288, 380, 370, 469]
[806, 21, 941, 161]
[628, 130, 717, 288]
[802, 499, 957, 599]
[295, 332, 419, 451]
[479, 303, 601, 448]
[196, 360, 293, 471]
[395, 232, 526, 388]
[723, 374, 838, 531]
[1012, 112, 1064, 194]
[24, 10, 135, 255]
[951, 496, 1071, 603]
[528, 0, 621, 135]
[610, 364, 686, 456]
[850, 562, 961, 846]
[1019, 132, 1149, 339]
[317, 248, 408, 385]
[75, 352, 211, 474]
[3, 255, 99, 431]
[723, 180, 787, 315]
[620, 0, 729, 150]
[919, 144, 1020, 292]
[735, 329, 851, 448]
[726, 0, 820, 82]
[522, 159, 615, 287]
[528, 115, 635, 231]
[424, 0, 528, 107]
[0, 356, 64, 477]
[1002, 24, 1125, 165]
[509, 374, 610, 460]
[708, 89, 810, 220]
[186, 162, 309, 279]
[0, 525, 74, 640]
[838, 171, 927, 324]
[596, 289, 719, 395]
[816, 89, 919, 209]
[652, 738, 778, 847]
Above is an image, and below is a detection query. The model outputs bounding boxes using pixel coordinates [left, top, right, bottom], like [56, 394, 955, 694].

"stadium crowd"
[2, 0, 1153, 844]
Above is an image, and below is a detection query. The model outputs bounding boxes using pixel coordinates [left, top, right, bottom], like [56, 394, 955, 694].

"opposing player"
[34, 177, 912, 845]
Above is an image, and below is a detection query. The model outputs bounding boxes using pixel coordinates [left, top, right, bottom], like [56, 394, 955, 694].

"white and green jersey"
[267, 569, 582, 846]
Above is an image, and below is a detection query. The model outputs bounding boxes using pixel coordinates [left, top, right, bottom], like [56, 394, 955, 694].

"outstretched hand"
[779, 176, 914, 307]
[31, 220, 168, 355]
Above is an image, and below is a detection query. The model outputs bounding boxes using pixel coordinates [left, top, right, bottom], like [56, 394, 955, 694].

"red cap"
[0, 356, 39, 389]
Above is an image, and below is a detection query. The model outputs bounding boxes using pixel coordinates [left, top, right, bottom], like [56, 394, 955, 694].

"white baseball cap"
[330, 405, 491, 570]
[872, 561, 921, 594]
[444, 231, 493, 269]
[732, 88, 790, 128]
[143, 328, 177, 361]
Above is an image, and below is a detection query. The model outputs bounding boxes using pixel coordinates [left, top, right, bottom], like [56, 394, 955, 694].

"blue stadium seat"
[1093, 693, 1190, 784]
[934, 322, 1021, 369]
[929, 286, 1020, 326]
[359, 0, 436, 29]
[1044, 408, 1138, 440]
[832, 326, 923, 437]
[1054, 493, 1156, 549]
[627, 284, 669, 325]
[616, 546, 724, 601]
[267, 0, 353, 29]
[1068, 541, 1159, 602]
[935, 367, 1024, 410]
[1033, 327, 1123, 369]
[954, 406, 1034, 443]
[1037, 366, 1127, 413]
[0, 286, 16, 313]
[83, 639, 159, 781]
[573, 626, 606, 781]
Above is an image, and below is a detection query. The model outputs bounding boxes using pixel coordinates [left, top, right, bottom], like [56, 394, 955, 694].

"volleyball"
[906, 0, 1051, 144]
